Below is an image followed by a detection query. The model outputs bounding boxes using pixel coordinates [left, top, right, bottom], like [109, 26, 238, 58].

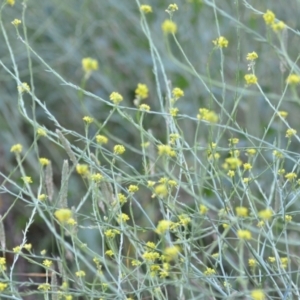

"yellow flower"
[17, 82, 30, 93]
[251, 289, 265, 300]
[155, 220, 173, 234]
[246, 148, 256, 156]
[76, 164, 89, 176]
[228, 138, 239, 145]
[67, 218, 77, 226]
[131, 259, 141, 266]
[243, 177, 251, 184]
[135, 83, 149, 99]
[37, 283, 50, 291]
[157, 144, 176, 157]
[263, 10, 275, 25]
[273, 150, 283, 159]
[0, 257, 7, 271]
[285, 172, 297, 181]
[244, 74, 258, 85]
[11, 19, 21, 26]
[147, 180, 156, 188]
[237, 229, 252, 240]
[153, 184, 168, 197]
[6, 0, 15, 6]
[227, 170, 235, 177]
[268, 256, 275, 263]
[286, 128, 297, 138]
[105, 250, 114, 257]
[22, 176, 33, 184]
[13, 246, 21, 253]
[204, 267, 216, 276]
[90, 173, 103, 183]
[258, 208, 273, 221]
[178, 214, 191, 226]
[109, 92, 123, 105]
[235, 206, 248, 217]
[114, 144, 125, 155]
[248, 259, 257, 267]
[43, 259, 52, 268]
[128, 185, 139, 193]
[39, 158, 50, 166]
[139, 104, 150, 111]
[10, 143, 23, 154]
[54, 208, 72, 223]
[199, 204, 208, 215]
[164, 246, 180, 261]
[285, 215, 292, 222]
[162, 20, 177, 34]
[272, 21, 286, 32]
[75, 270, 86, 277]
[197, 108, 218, 123]
[117, 213, 130, 223]
[118, 193, 127, 204]
[170, 108, 179, 117]
[212, 36, 229, 48]
[243, 163, 252, 170]
[140, 5, 152, 13]
[95, 134, 108, 144]
[278, 169, 285, 175]
[172, 87, 184, 100]
[82, 57, 98, 73]
[167, 4, 179, 12]
[24, 243, 32, 251]
[82, 116, 94, 124]
[286, 74, 300, 85]
[278, 111, 288, 118]
[37, 128, 47, 136]
[225, 157, 242, 169]
[38, 194, 47, 201]
[246, 52, 258, 61]
[104, 229, 120, 238]
[146, 241, 156, 249]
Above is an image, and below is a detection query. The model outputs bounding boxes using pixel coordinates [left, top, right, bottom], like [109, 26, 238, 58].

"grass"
[1, 0, 300, 299]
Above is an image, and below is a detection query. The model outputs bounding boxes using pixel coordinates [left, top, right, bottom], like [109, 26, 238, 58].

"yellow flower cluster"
[157, 144, 176, 157]
[197, 108, 218, 123]
[135, 83, 149, 99]
[212, 36, 228, 48]
[162, 20, 177, 34]
[82, 57, 98, 73]
[140, 5, 152, 14]
[244, 74, 257, 85]
[263, 10, 285, 32]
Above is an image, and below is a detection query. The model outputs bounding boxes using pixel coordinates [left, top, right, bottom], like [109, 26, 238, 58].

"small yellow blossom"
[139, 104, 150, 111]
[285, 172, 297, 181]
[22, 176, 33, 184]
[199, 204, 208, 215]
[169, 133, 180, 144]
[246, 52, 258, 61]
[82, 57, 98, 73]
[131, 259, 141, 266]
[18, 82, 30, 93]
[272, 21, 286, 32]
[228, 138, 239, 145]
[227, 170, 235, 177]
[43, 259, 52, 268]
[156, 220, 173, 234]
[248, 259, 257, 267]
[54, 208, 72, 223]
[76, 164, 89, 176]
[40, 249, 47, 255]
[204, 267, 216, 276]
[285, 215, 292, 222]
[104, 229, 120, 238]
[146, 241, 156, 249]
[258, 208, 273, 221]
[37, 283, 50, 291]
[140, 5, 152, 13]
[135, 83, 149, 99]
[0, 283, 7, 292]
[7, 0, 15, 6]
[170, 107, 179, 117]
[95, 134, 108, 144]
[243, 177, 251, 184]
[141, 142, 150, 148]
[10, 143, 22, 154]
[157, 144, 176, 157]
[82, 116, 94, 124]
[197, 108, 218, 123]
[251, 289, 265, 300]
[273, 150, 284, 159]
[90, 173, 103, 182]
[278, 169, 285, 175]
[237, 229, 252, 240]
[286, 74, 300, 85]
[37, 128, 47, 136]
[278, 111, 288, 118]
[39, 158, 50, 166]
[38, 194, 47, 201]
[235, 206, 248, 217]
[153, 184, 168, 197]
[75, 270, 86, 277]
[178, 214, 191, 226]
[117, 213, 130, 223]
[246, 148, 256, 156]
[162, 20, 177, 34]
[244, 74, 258, 85]
[13, 246, 21, 253]
[243, 163, 252, 170]
[286, 128, 297, 138]
[164, 246, 180, 261]
[142, 251, 160, 262]
[11, 19, 21, 26]
[24, 243, 32, 251]
[212, 36, 228, 48]
[0, 257, 7, 271]
[114, 144, 126, 155]
[222, 223, 229, 229]
[105, 250, 114, 257]
[263, 10, 275, 25]
[110, 92, 123, 105]
[257, 221, 265, 228]
[128, 185, 139, 193]
[67, 218, 77, 226]
[172, 87, 184, 100]
[268, 256, 275, 263]
[118, 193, 127, 204]
[167, 4, 179, 12]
